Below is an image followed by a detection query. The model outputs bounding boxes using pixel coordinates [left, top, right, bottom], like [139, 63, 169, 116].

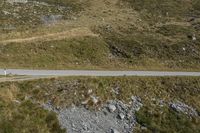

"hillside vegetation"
[0, 0, 200, 70]
[0, 76, 199, 132]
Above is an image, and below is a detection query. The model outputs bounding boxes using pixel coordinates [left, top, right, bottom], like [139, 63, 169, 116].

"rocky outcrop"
[170, 101, 198, 117]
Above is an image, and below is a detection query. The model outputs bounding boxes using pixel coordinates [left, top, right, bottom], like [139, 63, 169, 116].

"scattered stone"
[108, 104, 117, 112]
[111, 86, 120, 95]
[25, 95, 31, 100]
[7, 0, 28, 4]
[13, 99, 21, 104]
[44, 97, 142, 133]
[41, 15, 63, 25]
[118, 113, 125, 120]
[91, 96, 98, 104]
[188, 34, 197, 41]
[87, 89, 93, 94]
[43, 100, 54, 111]
[56, 106, 61, 111]
[158, 99, 165, 107]
[105, 24, 112, 32]
[2, 10, 10, 15]
[81, 99, 89, 105]
[141, 126, 147, 130]
[111, 128, 120, 133]
[170, 101, 198, 117]
[71, 17, 77, 20]
[131, 96, 143, 111]
[44, 92, 49, 96]
[192, 34, 197, 41]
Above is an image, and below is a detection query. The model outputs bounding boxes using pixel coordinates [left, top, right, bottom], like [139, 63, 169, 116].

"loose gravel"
[44, 97, 143, 133]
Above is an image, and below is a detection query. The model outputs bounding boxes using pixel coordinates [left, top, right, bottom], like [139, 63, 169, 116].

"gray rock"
[131, 96, 143, 111]
[13, 100, 21, 104]
[108, 104, 117, 112]
[111, 129, 120, 133]
[44, 98, 142, 133]
[2, 10, 10, 15]
[41, 15, 63, 25]
[25, 95, 31, 100]
[170, 101, 198, 117]
[192, 35, 197, 41]
[91, 96, 98, 104]
[118, 113, 125, 120]
[7, 0, 28, 4]
[87, 89, 93, 94]
[111, 86, 120, 95]
[81, 99, 89, 105]
[141, 126, 147, 130]
[57, 106, 126, 133]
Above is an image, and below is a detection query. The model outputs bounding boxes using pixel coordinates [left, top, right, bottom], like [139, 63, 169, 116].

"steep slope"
[0, 0, 200, 70]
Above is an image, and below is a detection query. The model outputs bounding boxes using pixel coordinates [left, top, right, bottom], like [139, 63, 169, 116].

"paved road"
[0, 69, 200, 77]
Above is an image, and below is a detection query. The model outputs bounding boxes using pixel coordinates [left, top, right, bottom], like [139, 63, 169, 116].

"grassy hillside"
[0, 0, 200, 70]
[0, 37, 111, 69]
[0, 82, 65, 133]
[0, 76, 199, 132]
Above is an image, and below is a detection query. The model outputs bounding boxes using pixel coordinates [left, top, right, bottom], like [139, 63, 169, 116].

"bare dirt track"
[0, 27, 98, 44]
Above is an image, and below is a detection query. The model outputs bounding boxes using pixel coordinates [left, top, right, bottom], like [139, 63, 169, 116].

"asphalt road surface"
[0, 69, 200, 77]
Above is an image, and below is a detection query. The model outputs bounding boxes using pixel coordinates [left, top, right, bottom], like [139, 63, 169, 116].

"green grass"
[123, 0, 195, 20]
[97, 28, 200, 70]
[4, 76, 199, 111]
[1, 34, 200, 71]
[156, 24, 195, 36]
[0, 37, 110, 69]
[0, 86, 65, 133]
[135, 105, 200, 133]
[193, 0, 200, 12]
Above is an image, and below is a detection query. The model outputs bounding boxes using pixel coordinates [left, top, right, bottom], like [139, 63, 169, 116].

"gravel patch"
[41, 15, 63, 25]
[44, 97, 143, 133]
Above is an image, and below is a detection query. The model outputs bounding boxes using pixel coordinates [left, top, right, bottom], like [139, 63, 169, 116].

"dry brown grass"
[0, 0, 200, 71]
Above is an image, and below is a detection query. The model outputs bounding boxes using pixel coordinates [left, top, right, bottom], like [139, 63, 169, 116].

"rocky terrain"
[0, 0, 200, 133]
[0, 77, 199, 133]
[44, 98, 143, 133]
[43, 96, 199, 133]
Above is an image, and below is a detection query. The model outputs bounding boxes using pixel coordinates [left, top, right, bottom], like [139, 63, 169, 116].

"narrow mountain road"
[1, 69, 200, 77]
